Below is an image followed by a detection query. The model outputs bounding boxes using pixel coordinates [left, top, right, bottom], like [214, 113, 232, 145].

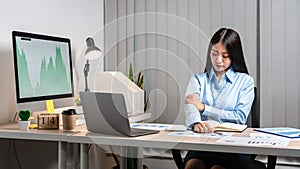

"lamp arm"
[84, 60, 90, 92]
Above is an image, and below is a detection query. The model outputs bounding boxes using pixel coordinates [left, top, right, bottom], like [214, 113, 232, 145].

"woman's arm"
[185, 94, 205, 111]
[184, 74, 203, 128]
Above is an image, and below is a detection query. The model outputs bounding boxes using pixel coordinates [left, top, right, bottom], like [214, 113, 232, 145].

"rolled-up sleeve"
[184, 75, 202, 128]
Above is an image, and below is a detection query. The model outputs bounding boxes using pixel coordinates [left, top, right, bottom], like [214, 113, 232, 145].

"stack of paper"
[254, 127, 300, 138]
[130, 123, 187, 131]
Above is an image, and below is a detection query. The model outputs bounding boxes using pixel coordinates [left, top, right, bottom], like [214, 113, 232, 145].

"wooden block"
[38, 113, 60, 129]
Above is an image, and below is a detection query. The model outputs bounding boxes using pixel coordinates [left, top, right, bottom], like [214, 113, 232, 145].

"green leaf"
[137, 75, 144, 89]
[128, 62, 135, 82]
[19, 110, 31, 121]
[136, 71, 142, 84]
[144, 97, 149, 112]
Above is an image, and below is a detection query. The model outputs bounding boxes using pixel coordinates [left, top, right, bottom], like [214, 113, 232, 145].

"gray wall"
[260, 0, 300, 128]
[0, 1, 103, 168]
[104, 0, 300, 165]
[104, 0, 258, 125]
[105, 0, 300, 129]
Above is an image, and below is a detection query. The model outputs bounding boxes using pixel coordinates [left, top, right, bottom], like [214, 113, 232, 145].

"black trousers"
[183, 150, 251, 169]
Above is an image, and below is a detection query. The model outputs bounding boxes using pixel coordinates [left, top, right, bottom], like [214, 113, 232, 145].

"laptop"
[79, 92, 159, 137]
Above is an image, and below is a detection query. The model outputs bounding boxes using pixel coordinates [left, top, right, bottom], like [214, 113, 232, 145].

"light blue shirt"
[185, 67, 254, 128]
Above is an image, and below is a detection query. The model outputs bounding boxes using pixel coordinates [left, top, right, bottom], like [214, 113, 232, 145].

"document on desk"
[254, 127, 300, 138]
[130, 123, 187, 131]
[168, 131, 232, 138]
[250, 133, 290, 140]
[217, 136, 290, 147]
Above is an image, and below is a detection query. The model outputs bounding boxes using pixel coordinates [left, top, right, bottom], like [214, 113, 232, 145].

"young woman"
[183, 28, 254, 169]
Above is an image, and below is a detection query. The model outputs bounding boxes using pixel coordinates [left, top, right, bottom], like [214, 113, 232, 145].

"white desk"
[68, 128, 300, 169]
[0, 111, 150, 169]
[0, 123, 79, 169]
[1, 123, 300, 169]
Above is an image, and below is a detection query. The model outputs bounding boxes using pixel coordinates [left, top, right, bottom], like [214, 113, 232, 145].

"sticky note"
[46, 100, 55, 113]
[29, 124, 38, 129]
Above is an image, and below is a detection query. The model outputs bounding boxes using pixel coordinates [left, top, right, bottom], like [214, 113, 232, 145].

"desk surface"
[67, 128, 300, 157]
[0, 123, 78, 141]
[1, 123, 300, 157]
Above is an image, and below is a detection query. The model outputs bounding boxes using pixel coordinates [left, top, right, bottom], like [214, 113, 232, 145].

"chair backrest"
[246, 87, 259, 128]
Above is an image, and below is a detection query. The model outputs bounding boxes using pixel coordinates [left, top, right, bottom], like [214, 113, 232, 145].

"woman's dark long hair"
[205, 28, 249, 75]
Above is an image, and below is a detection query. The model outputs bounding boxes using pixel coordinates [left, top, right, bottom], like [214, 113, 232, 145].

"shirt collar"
[208, 67, 234, 83]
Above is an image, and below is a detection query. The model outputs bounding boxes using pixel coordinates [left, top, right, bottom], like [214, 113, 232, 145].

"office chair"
[171, 87, 277, 169]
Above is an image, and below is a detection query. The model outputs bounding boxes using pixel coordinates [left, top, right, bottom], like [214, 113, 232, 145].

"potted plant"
[18, 110, 31, 130]
[128, 62, 150, 112]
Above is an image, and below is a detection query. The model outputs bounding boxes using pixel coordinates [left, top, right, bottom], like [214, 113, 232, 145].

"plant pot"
[18, 120, 30, 131]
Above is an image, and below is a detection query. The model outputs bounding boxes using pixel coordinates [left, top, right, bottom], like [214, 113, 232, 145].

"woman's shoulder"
[233, 72, 254, 84]
[191, 72, 209, 81]
[234, 72, 253, 79]
[187, 72, 209, 85]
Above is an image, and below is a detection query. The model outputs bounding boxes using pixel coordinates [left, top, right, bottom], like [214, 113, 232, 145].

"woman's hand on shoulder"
[193, 121, 214, 133]
[185, 94, 205, 111]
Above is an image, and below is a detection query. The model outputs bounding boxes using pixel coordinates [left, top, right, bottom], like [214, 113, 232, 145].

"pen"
[214, 132, 223, 136]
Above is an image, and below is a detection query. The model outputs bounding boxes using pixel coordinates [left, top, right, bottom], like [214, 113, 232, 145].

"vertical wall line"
[125, 0, 128, 73]
[256, 0, 261, 126]
[103, 0, 107, 70]
[116, 1, 119, 68]
[284, 0, 288, 126]
[298, 0, 300, 128]
[176, 0, 181, 120]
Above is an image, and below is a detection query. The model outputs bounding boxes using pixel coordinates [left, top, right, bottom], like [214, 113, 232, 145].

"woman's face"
[210, 42, 232, 76]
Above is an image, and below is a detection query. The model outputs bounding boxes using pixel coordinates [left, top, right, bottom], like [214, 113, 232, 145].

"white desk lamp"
[84, 37, 102, 92]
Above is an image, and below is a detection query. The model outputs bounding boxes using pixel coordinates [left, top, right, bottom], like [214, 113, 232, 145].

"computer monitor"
[12, 31, 74, 112]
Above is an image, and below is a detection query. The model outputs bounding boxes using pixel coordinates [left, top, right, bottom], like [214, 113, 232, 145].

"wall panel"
[105, 0, 257, 124]
[260, 0, 300, 127]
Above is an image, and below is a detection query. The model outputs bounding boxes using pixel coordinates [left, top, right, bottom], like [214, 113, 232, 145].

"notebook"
[79, 92, 159, 137]
[206, 120, 247, 132]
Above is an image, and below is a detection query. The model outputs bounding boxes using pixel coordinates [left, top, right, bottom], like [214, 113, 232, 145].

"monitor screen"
[12, 31, 74, 111]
